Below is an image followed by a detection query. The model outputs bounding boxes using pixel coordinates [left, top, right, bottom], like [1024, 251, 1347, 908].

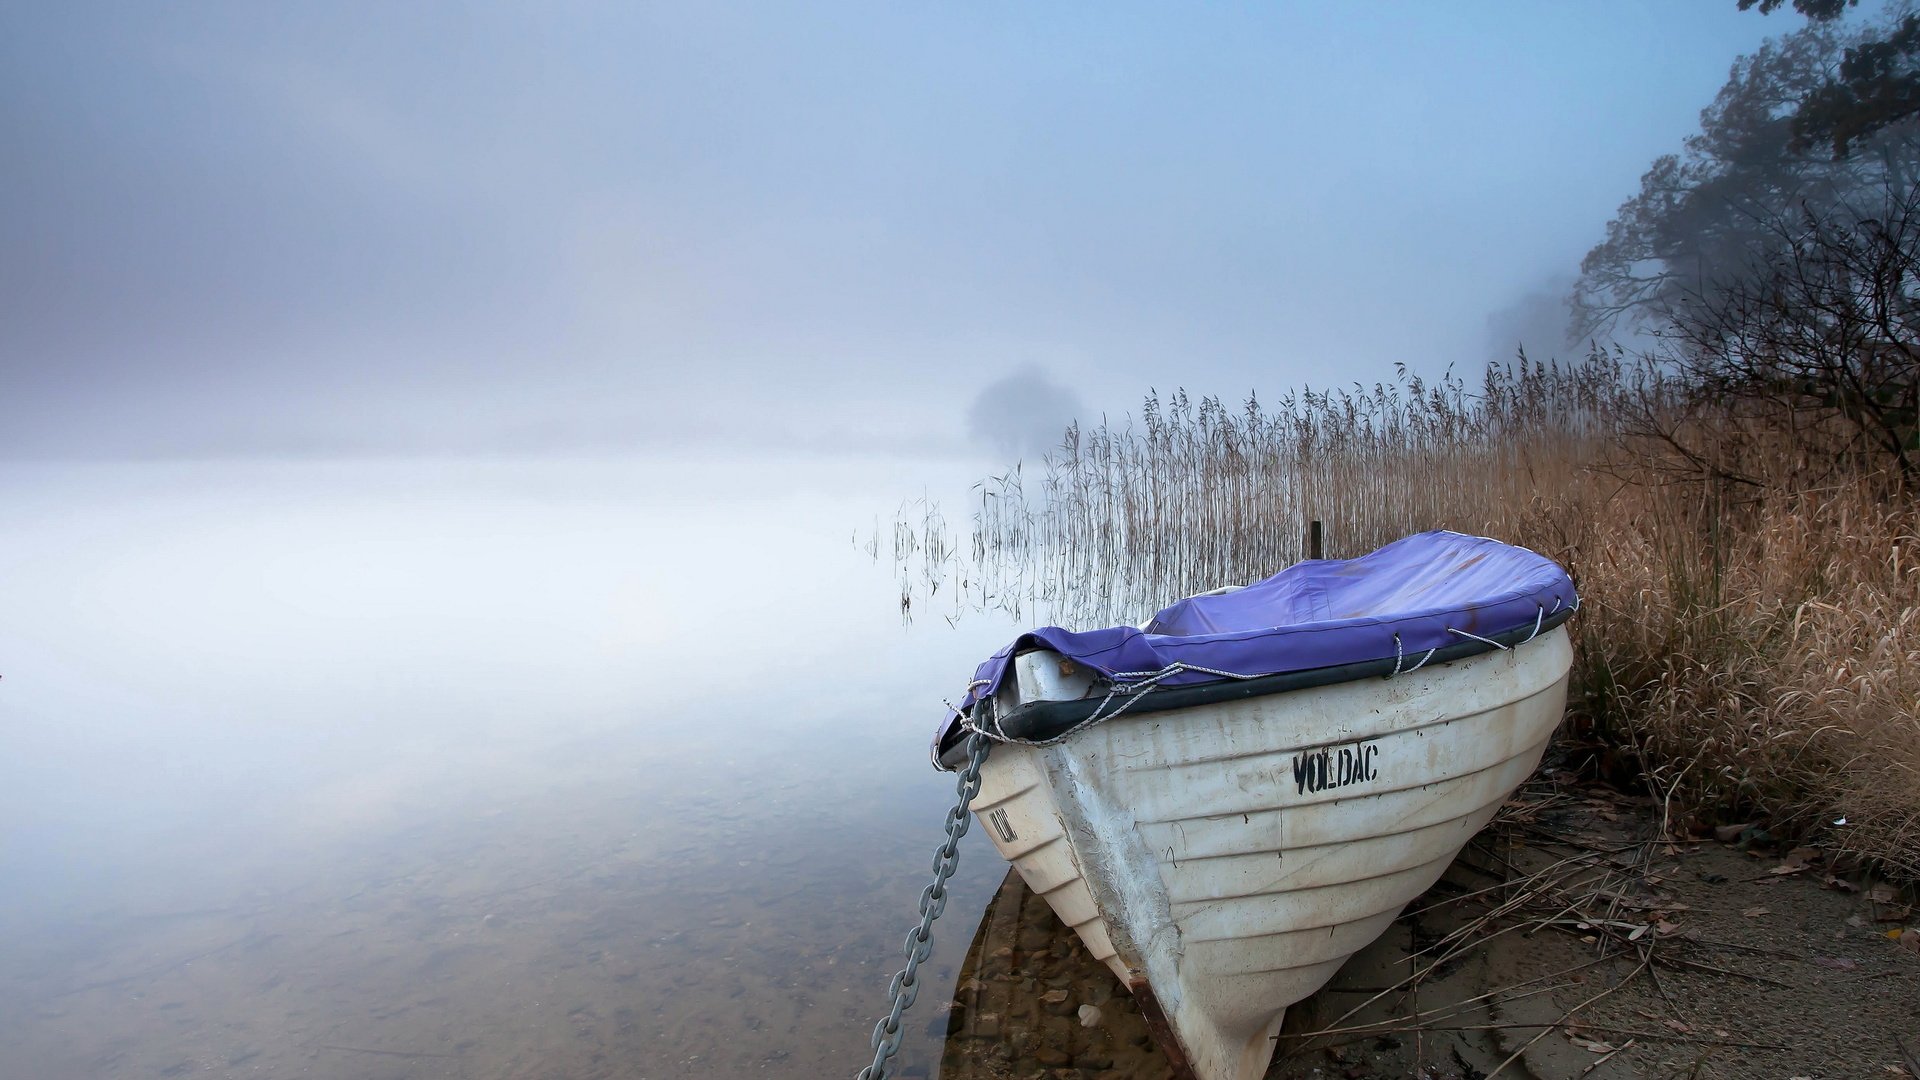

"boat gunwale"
[936, 607, 1572, 767]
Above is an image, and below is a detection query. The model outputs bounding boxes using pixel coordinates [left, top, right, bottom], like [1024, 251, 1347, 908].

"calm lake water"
[0, 456, 1027, 1079]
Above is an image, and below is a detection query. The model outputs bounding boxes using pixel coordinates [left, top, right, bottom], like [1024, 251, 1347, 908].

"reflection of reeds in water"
[896, 356, 1619, 629]
[890, 496, 960, 623]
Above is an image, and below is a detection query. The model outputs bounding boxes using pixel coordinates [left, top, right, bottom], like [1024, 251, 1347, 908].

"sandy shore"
[934, 771, 1919, 1079]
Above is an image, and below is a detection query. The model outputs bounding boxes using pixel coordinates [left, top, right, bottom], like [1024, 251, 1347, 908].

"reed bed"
[893, 353, 1920, 877]
[925, 355, 1618, 627]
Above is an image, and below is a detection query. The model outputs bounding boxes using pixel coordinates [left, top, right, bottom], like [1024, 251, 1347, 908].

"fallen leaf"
[1568, 1034, 1617, 1053]
[1826, 876, 1860, 893]
[1713, 822, 1757, 843]
[1787, 845, 1822, 863]
[1901, 929, 1920, 956]
[1663, 1018, 1695, 1035]
[1811, 956, 1858, 970]
[1655, 919, 1683, 937]
[1770, 862, 1809, 876]
[1743, 906, 1772, 918]
[1870, 883, 1899, 903]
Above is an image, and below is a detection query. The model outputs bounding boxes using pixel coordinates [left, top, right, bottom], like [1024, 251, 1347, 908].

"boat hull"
[968, 626, 1572, 1080]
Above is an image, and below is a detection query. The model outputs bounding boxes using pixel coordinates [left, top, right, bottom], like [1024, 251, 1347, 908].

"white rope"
[1109, 662, 1260, 684]
[1388, 632, 1439, 677]
[943, 679, 991, 715]
[1068, 660, 1261, 737]
[1508, 602, 1552, 648]
[958, 660, 1261, 747]
[1446, 627, 1511, 650]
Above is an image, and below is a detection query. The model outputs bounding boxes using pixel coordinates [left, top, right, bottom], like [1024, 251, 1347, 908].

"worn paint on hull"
[969, 626, 1573, 1080]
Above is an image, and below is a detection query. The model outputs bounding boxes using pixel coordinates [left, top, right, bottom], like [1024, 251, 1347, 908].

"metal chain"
[855, 730, 991, 1080]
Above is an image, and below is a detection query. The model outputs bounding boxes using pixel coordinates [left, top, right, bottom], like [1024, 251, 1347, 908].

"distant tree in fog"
[966, 367, 1085, 460]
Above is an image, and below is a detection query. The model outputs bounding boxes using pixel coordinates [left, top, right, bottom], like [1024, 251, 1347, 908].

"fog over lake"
[0, 456, 1031, 1077]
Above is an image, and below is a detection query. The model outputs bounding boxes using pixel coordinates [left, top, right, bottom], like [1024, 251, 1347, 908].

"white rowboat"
[932, 531, 1576, 1080]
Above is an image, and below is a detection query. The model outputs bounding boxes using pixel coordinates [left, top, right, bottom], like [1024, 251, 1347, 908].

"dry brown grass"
[904, 354, 1920, 877]
[1568, 477, 1920, 878]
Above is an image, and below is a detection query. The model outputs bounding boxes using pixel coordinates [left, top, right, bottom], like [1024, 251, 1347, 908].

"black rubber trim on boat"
[936, 606, 1573, 768]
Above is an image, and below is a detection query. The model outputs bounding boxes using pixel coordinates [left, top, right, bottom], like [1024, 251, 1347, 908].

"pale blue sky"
[0, 2, 1829, 458]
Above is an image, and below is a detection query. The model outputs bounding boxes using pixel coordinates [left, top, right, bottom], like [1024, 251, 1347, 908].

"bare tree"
[1647, 174, 1920, 487]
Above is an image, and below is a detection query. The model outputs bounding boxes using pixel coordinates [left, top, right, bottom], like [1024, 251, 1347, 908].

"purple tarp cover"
[937, 530, 1575, 746]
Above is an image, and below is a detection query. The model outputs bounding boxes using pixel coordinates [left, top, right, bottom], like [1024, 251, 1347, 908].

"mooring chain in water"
[856, 729, 991, 1080]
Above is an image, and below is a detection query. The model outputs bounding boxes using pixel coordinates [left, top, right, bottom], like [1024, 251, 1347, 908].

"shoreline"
[935, 764, 1920, 1079]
